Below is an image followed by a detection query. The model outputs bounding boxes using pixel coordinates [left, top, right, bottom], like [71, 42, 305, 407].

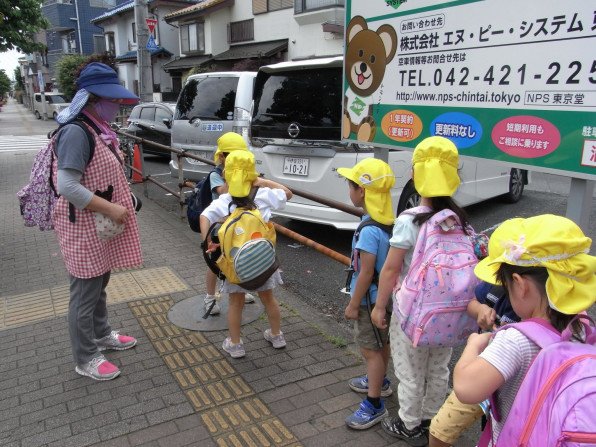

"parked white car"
[33, 92, 70, 120]
[250, 57, 527, 230]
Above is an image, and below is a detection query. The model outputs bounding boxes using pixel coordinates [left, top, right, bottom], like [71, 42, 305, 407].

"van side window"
[175, 77, 239, 121]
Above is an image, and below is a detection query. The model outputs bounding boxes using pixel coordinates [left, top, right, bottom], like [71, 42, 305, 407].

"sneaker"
[75, 355, 120, 381]
[345, 399, 388, 430]
[204, 295, 220, 315]
[95, 331, 137, 351]
[348, 375, 393, 397]
[244, 293, 256, 304]
[263, 329, 286, 348]
[382, 416, 428, 446]
[222, 337, 245, 358]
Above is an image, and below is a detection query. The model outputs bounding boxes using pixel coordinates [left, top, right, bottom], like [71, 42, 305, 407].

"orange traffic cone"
[132, 144, 143, 183]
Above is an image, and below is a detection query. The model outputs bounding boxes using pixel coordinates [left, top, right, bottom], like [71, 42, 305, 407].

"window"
[181, 22, 205, 54]
[253, 0, 292, 14]
[155, 107, 171, 122]
[105, 32, 115, 56]
[93, 35, 106, 54]
[252, 67, 342, 139]
[140, 107, 155, 121]
[295, 0, 344, 14]
[89, 0, 116, 7]
[175, 77, 240, 120]
[228, 19, 254, 43]
[129, 106, 141, 120]
[132, 23, 136, 43]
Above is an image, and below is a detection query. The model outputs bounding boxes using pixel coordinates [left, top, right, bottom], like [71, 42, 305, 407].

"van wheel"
[501, 169, 525, 203]
[35, 110, 41, 119]
[397, 181, 421, 214]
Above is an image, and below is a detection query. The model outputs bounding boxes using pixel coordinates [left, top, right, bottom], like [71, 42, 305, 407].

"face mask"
[94, 99, 120, 122]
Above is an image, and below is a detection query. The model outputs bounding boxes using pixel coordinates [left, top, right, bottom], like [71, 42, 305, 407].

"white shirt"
[201, 187, 287, 224]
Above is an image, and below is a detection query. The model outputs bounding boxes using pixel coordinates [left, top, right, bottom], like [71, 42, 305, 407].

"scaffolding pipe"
[272, 222, 350, 267]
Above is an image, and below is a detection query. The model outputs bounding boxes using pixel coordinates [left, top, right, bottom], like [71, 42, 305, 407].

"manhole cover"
[168, 295, 264, 331]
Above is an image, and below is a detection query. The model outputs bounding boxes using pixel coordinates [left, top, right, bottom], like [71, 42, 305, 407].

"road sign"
[146, 35, 157, 50]
[146, 18, 157, 34]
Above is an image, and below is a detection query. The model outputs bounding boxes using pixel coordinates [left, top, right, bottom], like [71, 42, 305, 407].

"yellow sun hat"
[412, 136, 460, 197]
[475, 214, 596, 315]
[214, 132, 248, 162]
[224, 151, 258, 198]
[337, 158, 395, 225]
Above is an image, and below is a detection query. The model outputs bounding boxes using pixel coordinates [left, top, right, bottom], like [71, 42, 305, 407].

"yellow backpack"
[216, 205, 279, 290]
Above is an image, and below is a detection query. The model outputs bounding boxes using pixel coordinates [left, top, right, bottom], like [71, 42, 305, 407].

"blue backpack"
[186, 167, 221, 233]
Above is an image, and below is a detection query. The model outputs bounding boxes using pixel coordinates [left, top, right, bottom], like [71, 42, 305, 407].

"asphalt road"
[138, 155, 596, 332]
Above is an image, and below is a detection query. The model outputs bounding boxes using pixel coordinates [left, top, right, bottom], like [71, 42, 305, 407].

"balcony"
[294, 0, 344, 26]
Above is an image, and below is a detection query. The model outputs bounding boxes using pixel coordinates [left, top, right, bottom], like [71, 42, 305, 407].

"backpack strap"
[399, 205, 432, 217]
[347, 217, 394, 349]
[349, 217, 393, 278]
[498, 318, 561, 349]
[51, 115, 100, 223]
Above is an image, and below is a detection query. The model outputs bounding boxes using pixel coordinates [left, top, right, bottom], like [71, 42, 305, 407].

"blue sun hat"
[56, 63, 139, 124]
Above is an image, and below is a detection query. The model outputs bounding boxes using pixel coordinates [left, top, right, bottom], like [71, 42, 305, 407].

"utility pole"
[134, 0, 153, 102]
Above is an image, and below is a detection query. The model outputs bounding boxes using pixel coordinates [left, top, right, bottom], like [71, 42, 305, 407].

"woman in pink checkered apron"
[53, 62, 142, 380]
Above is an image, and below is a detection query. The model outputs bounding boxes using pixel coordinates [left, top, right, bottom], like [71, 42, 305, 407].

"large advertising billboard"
[344, 0, 596, 180]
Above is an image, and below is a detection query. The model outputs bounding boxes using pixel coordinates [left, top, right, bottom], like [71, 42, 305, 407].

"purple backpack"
[393, 206, 480, 348]
[480, 316, 596, 447]
[17, 136, 60, 231]
[17, 119, 96, 231]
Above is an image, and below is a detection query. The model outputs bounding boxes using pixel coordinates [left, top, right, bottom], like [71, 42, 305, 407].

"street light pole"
[134, 0, 153, 102]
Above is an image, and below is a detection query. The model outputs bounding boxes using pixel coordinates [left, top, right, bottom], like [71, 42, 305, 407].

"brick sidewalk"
[0, 99, 482, 447]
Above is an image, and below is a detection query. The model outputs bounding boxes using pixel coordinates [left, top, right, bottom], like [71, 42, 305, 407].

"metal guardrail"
[114, 130, 360, 264]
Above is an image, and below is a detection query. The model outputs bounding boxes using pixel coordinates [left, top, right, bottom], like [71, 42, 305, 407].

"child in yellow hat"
[453, 214, 596, 445]
[337, 158, 396, 430]
[370, 136, 473, 445]
[199, 151, 292, 358]
[203, 132, 255, 315]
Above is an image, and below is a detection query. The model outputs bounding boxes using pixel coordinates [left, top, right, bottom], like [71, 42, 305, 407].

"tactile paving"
[105, 273, 146, 302]
[0, 267, 189, 330]
[4, 290, 54, 328]
[129, 296, 300, 445]
[132, 266, 188, 295]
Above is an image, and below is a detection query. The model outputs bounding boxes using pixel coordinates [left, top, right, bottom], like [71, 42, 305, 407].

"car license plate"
[187, 151, 208, 164]
[283, 157, 309, 176]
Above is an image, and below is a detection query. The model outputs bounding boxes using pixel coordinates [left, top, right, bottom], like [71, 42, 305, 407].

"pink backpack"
[393, 206, 480, 348]
[480, 316, 596, 447]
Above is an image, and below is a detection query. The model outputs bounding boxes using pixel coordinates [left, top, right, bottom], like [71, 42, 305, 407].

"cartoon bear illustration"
[344, 16, 398, 142]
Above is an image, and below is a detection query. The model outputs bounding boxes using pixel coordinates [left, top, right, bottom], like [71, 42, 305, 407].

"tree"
[0, 69, 11, 97]
[55, 53, 116, 99]
[55, 54, 88, 99]
[0, 0, 50, 54]
[13, 66, 23, 91]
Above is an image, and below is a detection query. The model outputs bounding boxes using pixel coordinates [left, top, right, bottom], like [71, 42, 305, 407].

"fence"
[116, 130, 361, 265]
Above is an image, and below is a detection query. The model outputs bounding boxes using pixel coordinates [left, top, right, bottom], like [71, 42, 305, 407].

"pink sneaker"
[75, 355, 120, 381]
[95, 330, 137, 351]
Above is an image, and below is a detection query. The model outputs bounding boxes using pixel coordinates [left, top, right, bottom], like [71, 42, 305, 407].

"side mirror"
[163, 118, 172, 129]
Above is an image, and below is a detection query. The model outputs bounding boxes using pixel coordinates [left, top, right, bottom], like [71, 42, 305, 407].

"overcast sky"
[0, 50, 25, 80]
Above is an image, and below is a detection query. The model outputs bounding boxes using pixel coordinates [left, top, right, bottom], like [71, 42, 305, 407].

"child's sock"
[366, 396, 381, 409]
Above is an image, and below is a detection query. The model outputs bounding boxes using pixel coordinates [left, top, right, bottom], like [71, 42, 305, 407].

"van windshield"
[175, 77, 239, 121]
[251, 67, 342, 140]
